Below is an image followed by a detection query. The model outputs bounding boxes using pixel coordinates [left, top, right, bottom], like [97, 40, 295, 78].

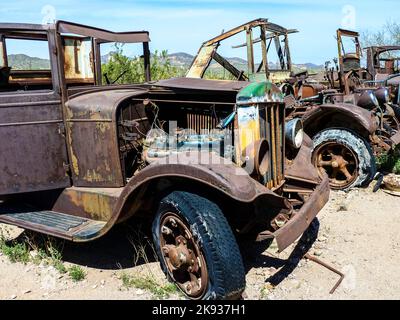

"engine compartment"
[116, 89, 236, 180]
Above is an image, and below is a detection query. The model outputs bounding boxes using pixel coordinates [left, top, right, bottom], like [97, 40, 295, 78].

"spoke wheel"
[313, 142, 359, 190]
[159, 212, 208, 299]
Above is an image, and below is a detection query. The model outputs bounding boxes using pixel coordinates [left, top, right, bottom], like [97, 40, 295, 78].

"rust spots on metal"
[52, 187, 121, 221]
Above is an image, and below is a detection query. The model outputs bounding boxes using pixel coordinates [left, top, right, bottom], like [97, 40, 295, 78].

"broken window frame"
[186, 19, 297, 82]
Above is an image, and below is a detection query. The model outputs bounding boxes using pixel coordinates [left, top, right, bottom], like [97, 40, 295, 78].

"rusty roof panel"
[154, 77, 250, 92]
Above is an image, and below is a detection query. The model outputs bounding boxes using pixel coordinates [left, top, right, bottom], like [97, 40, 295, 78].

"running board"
[0, 204, 106, 241]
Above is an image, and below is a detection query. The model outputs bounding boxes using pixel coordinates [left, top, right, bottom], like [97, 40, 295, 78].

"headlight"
[285, 118, 304, 149]
[375, 87, 390, 105]
[357, 90, 379, 109]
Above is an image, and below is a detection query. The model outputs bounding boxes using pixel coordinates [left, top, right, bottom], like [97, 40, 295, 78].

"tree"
[101, 43, 185, 84]
[361, 21, 400, 47]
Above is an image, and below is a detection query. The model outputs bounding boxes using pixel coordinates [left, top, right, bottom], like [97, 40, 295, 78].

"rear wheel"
[152, 191, 245, 300]
[312, 129, 376, 190]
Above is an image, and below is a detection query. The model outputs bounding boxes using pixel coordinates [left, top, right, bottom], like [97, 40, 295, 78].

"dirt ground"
[1, 185, 400, 300]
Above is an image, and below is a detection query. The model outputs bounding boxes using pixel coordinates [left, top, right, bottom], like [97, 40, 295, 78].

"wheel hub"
[159, 213, 208, 298]
[313, 142, 359, 190]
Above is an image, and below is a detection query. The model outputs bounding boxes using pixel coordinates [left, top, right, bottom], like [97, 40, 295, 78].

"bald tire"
[312, 128, 376, 190]
[152, 191, 245, 300]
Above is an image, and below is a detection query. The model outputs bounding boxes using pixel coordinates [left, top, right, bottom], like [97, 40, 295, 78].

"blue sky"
[1, 0, 398, 64]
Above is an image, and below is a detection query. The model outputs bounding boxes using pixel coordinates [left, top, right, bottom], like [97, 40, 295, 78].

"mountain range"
[7, 52, 323, 73]
[7, 54, 50, 70]
[167, 52, 323, 72]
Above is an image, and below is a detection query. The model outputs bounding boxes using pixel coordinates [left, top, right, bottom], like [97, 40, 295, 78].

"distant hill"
[167, 52, 248, 69]
[167, 52, 323, 72]
[167, 52, 195, 67]
[7, 54, 50, 70]
[6, 52, 323, 74]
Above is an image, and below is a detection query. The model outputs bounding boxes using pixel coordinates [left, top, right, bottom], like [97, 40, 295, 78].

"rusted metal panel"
[63, 36, 94, 82]
[186, 45, 217, 78]
[303, 103, 378, 134]
[285, 134, 321, 182]
[0, 203, 106, 241]
[116, 152, 291, 208]
[56, 21, 150, 43]
[52, 186, 122, 221]
[246, 27, 255, 74]
[366, 45, 400, 78]
[65, 88, 147, 187]
[155, 77, 249, 92]
[0, 89, 70, 195]
[203, 18, 269, 47]
[273, 174, 330, 251]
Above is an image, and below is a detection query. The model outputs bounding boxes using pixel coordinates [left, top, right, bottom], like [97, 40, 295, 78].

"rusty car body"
[365, 45, 400, 106]
[366, 45, 400, 81]
[288, 28, 400, 190]
[0, 21, 329, 299]
[188, 19, 400, 190]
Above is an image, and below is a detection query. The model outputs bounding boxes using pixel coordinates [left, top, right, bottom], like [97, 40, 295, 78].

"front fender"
[94, 152, 291, 238]
[302, 103, 378, 136]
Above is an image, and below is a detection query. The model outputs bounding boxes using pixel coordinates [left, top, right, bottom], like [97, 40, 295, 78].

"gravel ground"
[1, 186, 400, 300]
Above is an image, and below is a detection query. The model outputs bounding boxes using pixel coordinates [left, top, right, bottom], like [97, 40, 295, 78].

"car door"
[0, 28, 70, 195]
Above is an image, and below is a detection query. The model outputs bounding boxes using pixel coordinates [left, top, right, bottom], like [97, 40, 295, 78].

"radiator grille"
[186, 113, 220, 134]
[259, 103, 285, 189]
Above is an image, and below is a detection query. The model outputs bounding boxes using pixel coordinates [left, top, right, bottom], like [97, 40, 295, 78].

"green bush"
[101, 44, 184, 85]
[376, 147, 400, 174]
[68, 265, 86, 282]
[0, 241, 30, 264]
[120, 272, 177, 299]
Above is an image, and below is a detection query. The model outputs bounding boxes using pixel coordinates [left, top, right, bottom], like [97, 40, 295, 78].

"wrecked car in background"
[187, 18, 297, 84]
[186, 19, 400, 190]
[0, 21, 329, 300]
[365, 45, 400, 108]
[301, 29, 400, 189]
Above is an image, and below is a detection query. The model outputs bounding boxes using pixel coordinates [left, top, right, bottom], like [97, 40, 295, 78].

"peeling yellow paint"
[66, 123, 80, 176]
[84, 169, 104, 182]
[90, 112, 103, 120]
[96, 122, 110, 134]
[105, 162, 111, 172]
[65, 105, 74, 120]
[66, 189, 114, 221]
[71, 153, 79, 176]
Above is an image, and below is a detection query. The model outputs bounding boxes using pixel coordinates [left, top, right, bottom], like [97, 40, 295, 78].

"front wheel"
[312, 128, 376, 191]
[152, 191, 246, 300]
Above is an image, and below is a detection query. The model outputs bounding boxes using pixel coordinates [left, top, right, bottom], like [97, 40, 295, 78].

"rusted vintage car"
[0, 21, 329, 300]
[365, 45, 400, 108]
[366, 45, 400, 82]
[305, 29, 400, 186]
[186, 19, 400, 190]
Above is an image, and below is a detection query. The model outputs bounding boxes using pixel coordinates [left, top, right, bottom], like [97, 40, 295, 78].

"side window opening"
[0, 36, 53, 92]
[99, 42, 147, 85]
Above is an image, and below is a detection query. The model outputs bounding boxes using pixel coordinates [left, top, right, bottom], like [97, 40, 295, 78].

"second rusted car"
[186, 19, 400, 190]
